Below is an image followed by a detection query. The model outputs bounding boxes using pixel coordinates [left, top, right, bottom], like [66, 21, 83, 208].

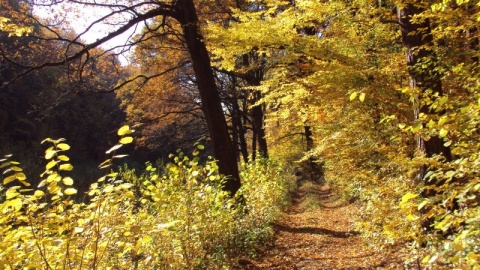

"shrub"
[0, 127, 292, 269]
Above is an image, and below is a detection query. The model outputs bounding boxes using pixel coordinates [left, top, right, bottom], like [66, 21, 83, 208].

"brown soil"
[238, 181, 410, 270]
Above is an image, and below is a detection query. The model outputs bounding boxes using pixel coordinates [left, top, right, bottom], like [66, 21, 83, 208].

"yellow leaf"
[59, 164, 73, 171]
[46, 160, 57, 170]
[467, 252, 478, 263]
[349, 92, 357, 101]
[19, 180, 30, 187]
[103, 185, 114, 193]
[10, 166, 22, 172]
[62, 177, 74, 186]
[34, 190, 45, 198]
[6, 188, 20, 199]
[117, 125, 131, 136]
[15, 172, 26, 181]
[119, 136, 133, 144]
[439, 129, 448, 138]
[359, 93, 366, 102]
[58, 155, 70, 161]
[6, 198, 22, 211]
[406, 214, 418, 220]
[401, 192, 418, 204]
[3, 174, 17, 185]
[47, 173, 61, 183]
[64, 188, 77, 196]
[57, 143, 70, 151]
[45, 146, 56, 159]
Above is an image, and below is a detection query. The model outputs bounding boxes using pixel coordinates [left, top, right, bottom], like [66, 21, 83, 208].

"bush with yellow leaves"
[0, 126, 293, 269]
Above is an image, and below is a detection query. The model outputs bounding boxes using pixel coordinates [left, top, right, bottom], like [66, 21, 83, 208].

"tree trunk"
[397, 2, 452, 181]
[228, 76, 249, 163]
[232, 99, 249, 163]
[304, 125, 322, 183]
[243, 52, 268, 159]
[175, 0, 241, 196]
[251, 91, 268, 158]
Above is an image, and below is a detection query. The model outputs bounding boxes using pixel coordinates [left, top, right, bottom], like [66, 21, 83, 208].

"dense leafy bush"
[0, 127, 292, 269]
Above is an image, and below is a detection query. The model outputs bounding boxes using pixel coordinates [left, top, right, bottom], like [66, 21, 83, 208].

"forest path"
[239, 181, 405, 269]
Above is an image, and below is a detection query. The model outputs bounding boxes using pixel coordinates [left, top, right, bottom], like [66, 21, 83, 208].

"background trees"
[206, 0, 480, 266]
[1, 1, 125, 190]
[1, 0, 480, 267]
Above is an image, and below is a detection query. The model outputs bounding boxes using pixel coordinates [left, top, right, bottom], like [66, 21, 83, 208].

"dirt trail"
[239, 181, 406, 269]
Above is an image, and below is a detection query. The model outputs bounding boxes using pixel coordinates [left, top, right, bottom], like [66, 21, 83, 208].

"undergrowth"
[0, 126, 293, 269]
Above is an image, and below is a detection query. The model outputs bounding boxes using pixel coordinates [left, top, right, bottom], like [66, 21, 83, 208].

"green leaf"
[119, 136, 133, 144]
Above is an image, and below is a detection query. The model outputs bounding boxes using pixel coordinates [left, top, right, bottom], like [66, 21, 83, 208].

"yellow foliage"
[0, 126, 292, 268]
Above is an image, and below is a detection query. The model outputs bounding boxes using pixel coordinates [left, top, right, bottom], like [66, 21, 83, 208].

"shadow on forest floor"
[237, 180, 410, 270]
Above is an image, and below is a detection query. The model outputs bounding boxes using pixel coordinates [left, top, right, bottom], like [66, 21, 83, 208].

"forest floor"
[239, 180, 413, 269]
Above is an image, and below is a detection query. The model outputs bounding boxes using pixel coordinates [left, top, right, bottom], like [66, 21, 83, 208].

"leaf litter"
[238, 181, 410, 269]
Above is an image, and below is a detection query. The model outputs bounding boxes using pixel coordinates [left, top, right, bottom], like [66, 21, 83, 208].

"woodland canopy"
[1, 0, 479, 268]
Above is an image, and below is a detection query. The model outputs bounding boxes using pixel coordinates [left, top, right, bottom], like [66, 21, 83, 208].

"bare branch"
[2, 4, 177, 87]
[101, 59, 190, 93]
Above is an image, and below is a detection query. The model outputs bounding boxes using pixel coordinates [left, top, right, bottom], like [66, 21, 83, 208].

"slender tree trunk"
[243, 52, 268, 159]
[304, 125, 314, 151]
[251, 91, 268, 158]
[304, 125, 321, 182]
[232, 97, 249, 163]
[175, 0, 241, 196]
[397, 2, 452, 181]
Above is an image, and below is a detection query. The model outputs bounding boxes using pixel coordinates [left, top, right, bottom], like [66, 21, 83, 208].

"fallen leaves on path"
[239, 181, 410, 269]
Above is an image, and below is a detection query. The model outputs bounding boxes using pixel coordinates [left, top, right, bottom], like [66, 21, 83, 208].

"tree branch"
[1, 4, 177, 87]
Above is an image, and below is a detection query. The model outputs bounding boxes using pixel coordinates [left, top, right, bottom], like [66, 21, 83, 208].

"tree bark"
[228, 76, 249, 163]
[251, 91, 268, 159]
[243, 52, 268, 159]
[175, 0, 241, 195]
[397, 2, 452, 181]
